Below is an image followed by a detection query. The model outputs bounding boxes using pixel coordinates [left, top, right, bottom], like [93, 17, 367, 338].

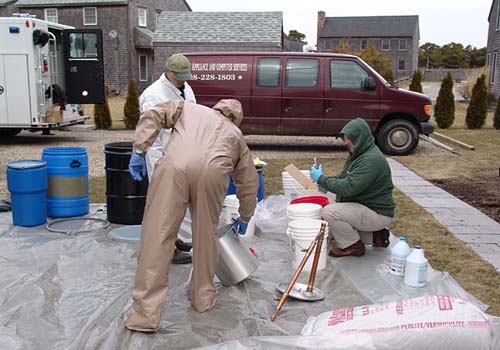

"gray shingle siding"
[318, 14, 419, 80]
[487, 0, 500, 96]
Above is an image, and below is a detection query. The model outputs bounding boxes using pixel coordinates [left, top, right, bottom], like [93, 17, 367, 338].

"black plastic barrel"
[105, 142, 149, 224]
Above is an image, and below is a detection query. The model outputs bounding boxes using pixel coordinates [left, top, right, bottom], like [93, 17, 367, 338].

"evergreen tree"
[434, 72, 455, 128]
[123, 80, 140, 129]
[409, 70, 423, 93]
[494, 96, 500, 130]
[93, 95, 112, 129]
[465, 74, 488, 129]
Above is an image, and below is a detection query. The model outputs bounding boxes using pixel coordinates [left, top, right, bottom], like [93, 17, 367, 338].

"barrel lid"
[109, 225, 142, 242]
[104, 141, 134, 153]
[7, 160, 46, 169]
[42, 147, 87, 155]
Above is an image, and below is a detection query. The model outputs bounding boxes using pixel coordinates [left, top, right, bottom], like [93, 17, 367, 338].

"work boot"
[372, 228, 390, 248]
[328, 240, 365, 257]
[172, 248, 192, 264]
[175, 239, 192, 252]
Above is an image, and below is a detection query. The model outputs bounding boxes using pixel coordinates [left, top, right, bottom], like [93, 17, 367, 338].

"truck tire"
[0, 128, 22, 137]
[376, 120, 419, 156]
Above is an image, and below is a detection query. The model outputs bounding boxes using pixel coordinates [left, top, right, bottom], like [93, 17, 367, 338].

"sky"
[186, 0, 490, 49]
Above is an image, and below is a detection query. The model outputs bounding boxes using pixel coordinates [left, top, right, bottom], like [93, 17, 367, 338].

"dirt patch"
[431, 168, 500, 223]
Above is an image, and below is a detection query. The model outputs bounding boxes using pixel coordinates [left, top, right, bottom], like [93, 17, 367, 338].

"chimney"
[317, 11, 326, 50]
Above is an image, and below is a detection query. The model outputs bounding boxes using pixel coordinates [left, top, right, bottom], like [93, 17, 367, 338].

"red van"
[185, 52, 433, 155]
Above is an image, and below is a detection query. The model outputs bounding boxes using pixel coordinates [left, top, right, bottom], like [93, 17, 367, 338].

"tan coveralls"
[123, 100, 259, 332]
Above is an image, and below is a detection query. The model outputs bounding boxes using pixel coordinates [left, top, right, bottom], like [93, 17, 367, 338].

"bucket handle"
[70, 159, 81, 168]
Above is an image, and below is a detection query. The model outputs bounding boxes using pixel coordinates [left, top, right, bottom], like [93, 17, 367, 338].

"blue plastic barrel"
[42, 147, 89, 218]
[6, 160, 48, 226]
[227, 165, 265, 202]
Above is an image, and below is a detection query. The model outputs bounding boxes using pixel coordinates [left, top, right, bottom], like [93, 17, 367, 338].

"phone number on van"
[191, 74, 242, 81]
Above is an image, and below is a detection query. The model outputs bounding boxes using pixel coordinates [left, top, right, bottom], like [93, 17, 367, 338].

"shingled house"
[0, 0, 17, 16]
[487, 0, 500, 96]
[317, 11, 419, 79]
[12, 0, 192, 92]
[151, 11, 285, 78]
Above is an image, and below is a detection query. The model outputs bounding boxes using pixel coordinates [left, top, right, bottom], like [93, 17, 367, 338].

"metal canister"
[215, 224, 258, 286]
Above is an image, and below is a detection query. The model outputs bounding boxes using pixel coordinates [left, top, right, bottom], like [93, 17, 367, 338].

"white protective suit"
[139, 73, 196, 178]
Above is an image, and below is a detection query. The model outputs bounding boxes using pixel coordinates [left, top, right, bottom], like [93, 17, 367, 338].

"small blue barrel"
[6, 160, 48, 227]
[42, 147, 89, 218]
[227, 165, 265, 202]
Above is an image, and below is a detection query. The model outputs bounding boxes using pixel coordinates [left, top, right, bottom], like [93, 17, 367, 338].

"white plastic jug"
[404, 246, 428, 287]
[389, 236, 411, 277]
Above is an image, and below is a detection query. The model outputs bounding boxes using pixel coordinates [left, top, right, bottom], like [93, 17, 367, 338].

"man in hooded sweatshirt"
[310, 118, 395, 257]
[123, 99, 258, 332]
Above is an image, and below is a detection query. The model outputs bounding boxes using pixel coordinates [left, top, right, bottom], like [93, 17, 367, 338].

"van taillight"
[43, 57, 48, 72]
[424, 104, 431, 116]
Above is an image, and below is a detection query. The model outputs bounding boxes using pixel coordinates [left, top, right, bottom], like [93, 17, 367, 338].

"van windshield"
[358, 57, 396, 88]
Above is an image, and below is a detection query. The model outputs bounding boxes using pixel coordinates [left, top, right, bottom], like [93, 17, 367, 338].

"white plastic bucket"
[282, 170, 311, 200]
[223, 194, 256, 239]
[288, 219, 328, 273]
[287, 203, 322, 223]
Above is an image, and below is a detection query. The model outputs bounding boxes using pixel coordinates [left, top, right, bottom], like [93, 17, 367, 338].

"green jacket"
[317, 118, 395, 217]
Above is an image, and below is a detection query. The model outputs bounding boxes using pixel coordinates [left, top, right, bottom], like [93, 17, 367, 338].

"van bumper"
[420, 121, 434, 136]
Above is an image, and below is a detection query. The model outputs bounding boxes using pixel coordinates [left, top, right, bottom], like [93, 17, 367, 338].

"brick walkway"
[388, 159, 500, 271]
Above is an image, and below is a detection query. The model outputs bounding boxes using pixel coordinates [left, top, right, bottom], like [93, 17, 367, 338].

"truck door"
[281, 57, 324, 135]
[62, 29, 104, 104]
[324, 59, 380, 133]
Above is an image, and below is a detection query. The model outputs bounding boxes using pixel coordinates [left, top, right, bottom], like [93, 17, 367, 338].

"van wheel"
[0, 128, 22, 137]
[377, 120, 418, 155]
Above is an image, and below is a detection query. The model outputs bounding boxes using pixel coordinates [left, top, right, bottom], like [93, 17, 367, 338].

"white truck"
[0, 14, 105, 136]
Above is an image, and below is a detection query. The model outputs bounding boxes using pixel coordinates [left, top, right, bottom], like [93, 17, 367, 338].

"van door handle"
[325, 100, 333, 112]
[283, 99, 291, 112]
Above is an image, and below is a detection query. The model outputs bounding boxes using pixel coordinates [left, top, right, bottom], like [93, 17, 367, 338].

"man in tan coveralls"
[123, 99, 259, 332]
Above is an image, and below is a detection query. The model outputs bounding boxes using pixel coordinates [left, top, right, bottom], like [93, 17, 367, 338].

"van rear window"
[330, 60, 368, 89]
[285, 59, 319, 88]
[257, 58, 281, 87]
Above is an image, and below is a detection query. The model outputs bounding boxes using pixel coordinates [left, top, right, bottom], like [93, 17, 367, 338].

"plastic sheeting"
[0, 205, 498, 350]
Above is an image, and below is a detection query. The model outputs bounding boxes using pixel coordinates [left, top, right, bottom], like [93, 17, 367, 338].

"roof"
[154, 11, 283, 44]
[319, 15, 419, 38]
[15, 0, 127, 7]
[488, 0, 496, 22]
[0, 0, 17, 6]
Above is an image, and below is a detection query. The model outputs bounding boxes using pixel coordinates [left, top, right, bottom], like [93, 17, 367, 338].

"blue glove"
[310, 164, 323, 182]
[232, 217, 249, 236]
[128, 153, 147, 181]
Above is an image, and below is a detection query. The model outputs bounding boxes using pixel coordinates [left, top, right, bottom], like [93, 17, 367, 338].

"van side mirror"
[362, 77, 376, 90]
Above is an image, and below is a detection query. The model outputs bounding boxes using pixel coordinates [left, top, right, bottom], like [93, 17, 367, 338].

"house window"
[257, 58, 281, 87]
[333, 39, 340, 48]
[324, 40, 331, 50]
[330, 60, 368, 89]
[285, 58, 319, 87]
[492, 52, 497, 84]
[487, 53, 491, 66]
[497, 1, 500, 30]
[381, 39, 390, 51]
[360, 39, 368, 50]
[398, 60, 406, 71]
[83, 7, 97, 25]
[44, 8, 58, 23]
[139, 55, 148, 81]
[138, 7, 147, 27]
[399, 39, 408, 51]
[155, 10, 161, 26]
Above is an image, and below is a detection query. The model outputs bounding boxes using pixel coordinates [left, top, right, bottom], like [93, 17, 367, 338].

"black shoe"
[372, 228, 390, 248]
[175, 239, 192, 252]
[172, 249, 192, 264]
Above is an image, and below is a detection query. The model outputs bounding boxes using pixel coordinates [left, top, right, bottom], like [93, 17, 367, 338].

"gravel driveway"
[0, 126, 446, 198]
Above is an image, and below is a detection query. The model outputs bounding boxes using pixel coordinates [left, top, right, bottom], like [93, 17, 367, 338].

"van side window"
[257, 58, 281, 87]
[330, 60, 368, 89]
[69, 33, 98, 59]
[285, 59, 319, 88]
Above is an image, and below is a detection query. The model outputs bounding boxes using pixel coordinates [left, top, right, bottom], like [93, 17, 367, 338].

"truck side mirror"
[363, 77, 376, 90]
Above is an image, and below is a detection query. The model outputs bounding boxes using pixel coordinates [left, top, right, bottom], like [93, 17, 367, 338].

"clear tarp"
[0, 204, 498, 350]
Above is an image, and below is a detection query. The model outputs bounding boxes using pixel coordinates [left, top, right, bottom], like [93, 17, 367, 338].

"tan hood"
[212, 99, 243, 126]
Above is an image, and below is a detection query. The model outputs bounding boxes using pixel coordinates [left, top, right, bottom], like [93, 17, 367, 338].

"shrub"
[434, 72, 455, 128]
[93, 95, 112, 129]
[409, 70, 423, 93]
[465, 74, 488, 129]
[494, 96, 500, 130]
[123, 80, 140, 129]
[359, 46, 393, 83]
